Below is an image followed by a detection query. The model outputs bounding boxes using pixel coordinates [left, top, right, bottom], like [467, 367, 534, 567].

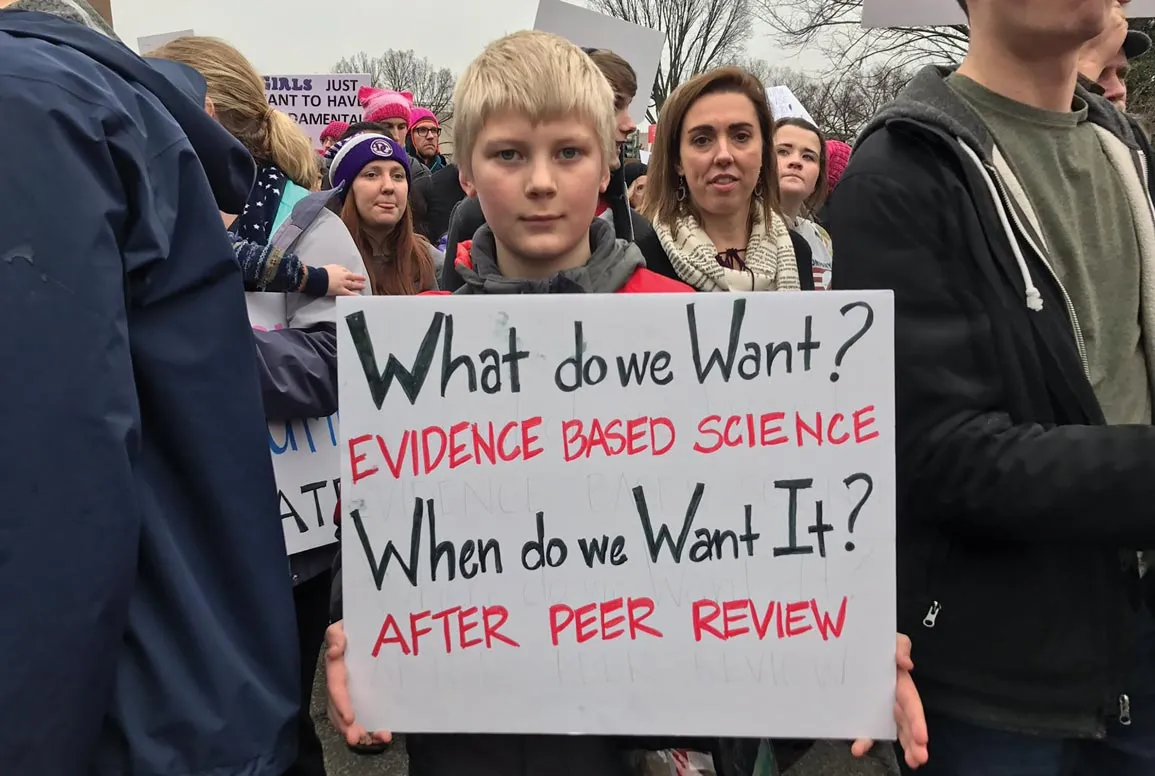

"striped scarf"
[654, 207, 800, 292]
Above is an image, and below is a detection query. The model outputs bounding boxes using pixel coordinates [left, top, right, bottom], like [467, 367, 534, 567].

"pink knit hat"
[408, 107, 438, 129]
[358, 86, 413, 124]
[320, 121, 349, 142]
[825, 140, 852, 191]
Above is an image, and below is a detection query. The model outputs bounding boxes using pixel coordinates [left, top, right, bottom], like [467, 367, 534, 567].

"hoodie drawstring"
[956, 141, 1044, 312]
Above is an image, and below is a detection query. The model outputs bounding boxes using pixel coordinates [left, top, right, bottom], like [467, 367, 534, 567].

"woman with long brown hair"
[638, 66, 814, 292]
[328, 133, 442, 293]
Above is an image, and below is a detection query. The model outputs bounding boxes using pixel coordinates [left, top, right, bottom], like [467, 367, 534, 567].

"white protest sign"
[863, 0, 1155, 27]
[768, 85, 816, 126]
[137, 29, 193, 54]
[263, 74, 371, 148]
[534, 0, 665, 124]
[248, 294, 340, 556]
[338, 291, 897, 739]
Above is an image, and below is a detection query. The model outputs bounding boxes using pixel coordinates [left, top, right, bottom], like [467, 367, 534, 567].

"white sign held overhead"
[263, 74, 371, 148]
[338, 291, 898, 740]
[248, 295, 340, 557]
[533, 0, 664, 124]
[863, 0, 1155, 27]
[137, 29, 194, 55]
[768, 85, 816, 126]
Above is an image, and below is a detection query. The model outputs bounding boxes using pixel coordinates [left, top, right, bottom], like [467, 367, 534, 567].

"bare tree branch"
[587, 0, 752, 122]
[739, 57, 910, 142]
[332, 49, 456, 122]
[753, 0, 968, 77]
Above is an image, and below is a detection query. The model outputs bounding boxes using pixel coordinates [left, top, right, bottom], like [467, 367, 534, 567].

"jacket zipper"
[1119, 146, 1154, 731]
[984, 163, 1090, 376]
[985, 158, 1138, 735]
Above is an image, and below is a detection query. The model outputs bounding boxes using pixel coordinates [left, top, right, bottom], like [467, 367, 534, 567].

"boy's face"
[611, 98, 637, 170]
[380, 118, 409, 144]
[462, 113, 610, 270]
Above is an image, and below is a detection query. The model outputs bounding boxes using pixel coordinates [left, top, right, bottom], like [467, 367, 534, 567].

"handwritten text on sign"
[337, 292, 896, 739]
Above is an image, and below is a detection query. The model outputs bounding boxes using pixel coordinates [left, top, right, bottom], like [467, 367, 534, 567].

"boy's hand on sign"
[326, 265, 367, 296]
[849, 633, 928, 768]
[325, 621, 393, 747]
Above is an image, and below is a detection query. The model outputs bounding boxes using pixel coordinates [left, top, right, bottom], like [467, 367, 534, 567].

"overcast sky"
[110, 0, 829, 84]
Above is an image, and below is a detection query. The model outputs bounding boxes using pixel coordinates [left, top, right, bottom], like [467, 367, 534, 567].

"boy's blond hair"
[453, 31, 617, 173]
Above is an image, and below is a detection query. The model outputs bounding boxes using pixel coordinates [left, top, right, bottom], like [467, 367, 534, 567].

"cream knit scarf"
[654, 206, 800, 292]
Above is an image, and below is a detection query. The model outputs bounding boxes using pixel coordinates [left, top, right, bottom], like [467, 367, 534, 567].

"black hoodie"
[828, 64, 1155, 736]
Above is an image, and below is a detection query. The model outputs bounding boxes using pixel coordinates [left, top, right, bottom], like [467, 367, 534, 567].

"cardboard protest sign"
[533, 0, 665, 124]
[338, 291, 897, 739]
[137, 29, 194, 55]
[767, 85, 816, 126]
[248, 295, 340, 556]
[263, 74, 371, 147]
[863, 0, 1155, 27]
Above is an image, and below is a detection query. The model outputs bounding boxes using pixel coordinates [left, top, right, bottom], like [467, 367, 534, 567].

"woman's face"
[775, 124, 822, 207]
[352, 160, 409, 229]
[676, 91, 763, 219]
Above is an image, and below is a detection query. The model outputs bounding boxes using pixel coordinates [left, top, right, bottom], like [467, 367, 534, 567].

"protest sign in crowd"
[2, 0, 1154, 775]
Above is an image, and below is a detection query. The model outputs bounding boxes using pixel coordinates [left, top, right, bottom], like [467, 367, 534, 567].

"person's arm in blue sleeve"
[252, 323, 338, 420]
[234, 237, 330, 296]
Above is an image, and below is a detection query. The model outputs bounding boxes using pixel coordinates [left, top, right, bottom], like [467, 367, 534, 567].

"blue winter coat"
[0, 11, 299, 775]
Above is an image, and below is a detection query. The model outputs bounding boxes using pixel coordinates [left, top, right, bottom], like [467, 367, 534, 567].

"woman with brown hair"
[638, 66, 815, 292]
[329, 133, 442, 293]
[775, 116, 835, 289]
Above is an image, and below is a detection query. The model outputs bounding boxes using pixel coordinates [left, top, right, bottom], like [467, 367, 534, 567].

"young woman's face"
[676, 92, 763, 220]
[352, 160, 409, 229]
[775, 124, 823, 206]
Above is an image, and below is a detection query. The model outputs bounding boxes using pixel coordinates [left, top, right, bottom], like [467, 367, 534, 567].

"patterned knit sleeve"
[232, 237, 312, 294]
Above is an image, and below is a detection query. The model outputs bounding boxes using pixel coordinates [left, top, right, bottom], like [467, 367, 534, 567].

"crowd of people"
[2, 0, 1155, 774]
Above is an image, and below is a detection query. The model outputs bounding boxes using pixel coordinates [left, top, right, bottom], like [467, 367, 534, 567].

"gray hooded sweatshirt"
[454, 217, 645, 294]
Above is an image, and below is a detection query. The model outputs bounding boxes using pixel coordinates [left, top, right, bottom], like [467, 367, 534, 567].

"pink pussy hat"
[409, 107, 438, 129]
[359, 86, 413, 125]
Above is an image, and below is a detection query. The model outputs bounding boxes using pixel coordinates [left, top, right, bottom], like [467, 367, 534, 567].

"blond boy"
[324, 30, 923, 774]
[439, 31, 688, 293]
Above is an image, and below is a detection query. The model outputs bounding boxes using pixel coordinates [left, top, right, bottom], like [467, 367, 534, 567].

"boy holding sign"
[325, 29, 928, 772]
